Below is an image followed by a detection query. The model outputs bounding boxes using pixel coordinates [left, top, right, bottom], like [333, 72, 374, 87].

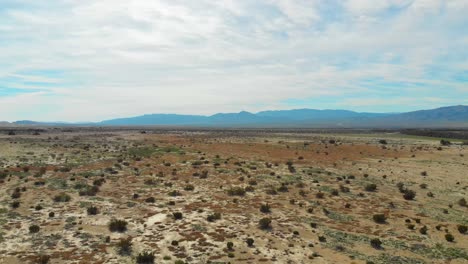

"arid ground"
[0, 128, 467, 264]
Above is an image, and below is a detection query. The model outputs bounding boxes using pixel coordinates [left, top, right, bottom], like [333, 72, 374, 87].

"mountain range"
[6, 105, 468, 128]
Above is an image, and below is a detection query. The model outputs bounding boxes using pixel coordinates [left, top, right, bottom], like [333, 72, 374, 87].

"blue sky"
[0, 0, 467, 122]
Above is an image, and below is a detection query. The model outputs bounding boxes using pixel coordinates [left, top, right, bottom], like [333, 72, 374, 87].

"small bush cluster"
[136, 251, 155, 264]
[227, 187, 246, 196]
[109, 219, 128, 232]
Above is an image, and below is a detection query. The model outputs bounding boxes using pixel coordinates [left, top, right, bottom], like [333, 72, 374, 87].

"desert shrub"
[373, 214, 387, 224]
[403, 189, 416, 200]
[117, 237, 132, 255]
[245, 186, 255, 192]
[316, 192, 325, 199]
[339, 185, 349, 193]
[168, 190, 182, 197]
[184, 185, 194, 191]
[79, 185, 99, 196]
[87, 206, 99, 215]
[370, 238, 382, 249]
[420, 226, 428, 235]
[207, 212, 221, 222]
[440, 139, 451, 146]
[35, 205, 43, 211]
[173, 212, 183, 220]
[397, 182, 406, 193]
[109, 219, 128, 232]
[365, 183, 377, 192]
[379, 139, 387, 144]
[265, 188, 277, 195]
[445, 233, 455, 242]
[93, 178, 106, 186]
[226, 241, 234, 250]
[277, 184, 289, 192]
[11, 191, 21, 199]
[330, 189, 339, 196]
[29, 225, 40, 233]
[49, 212, 55, 217]
[259, 217, 272, 230]
[457, 225, 467, 234]
[260, 203, 271, 213]
[248, 180, 257, 185]
[136, 251, 155, 264]
[145, 197, 156, 203]
[35, 255, 50, 264]
[227, 187, 246, 196]
[53, 193, 71, 202]
[458, 198, 467, 207]
[11, 201, 20, 209]
[246, 238, 254, 247]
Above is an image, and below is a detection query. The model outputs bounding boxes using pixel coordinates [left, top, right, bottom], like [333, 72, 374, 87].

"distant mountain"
[100, 114, 208, 125]
[6, 105, 468, 128]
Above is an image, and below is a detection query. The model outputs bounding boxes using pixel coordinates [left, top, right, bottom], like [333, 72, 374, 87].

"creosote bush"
[207, 212, 221, 222]
[117, 237, 132, 255]
[87, 206, 99, 215]
[457, 225, 467, 234]
[445, 233, 455, 242]
[403, 189, 416, 200]
[227, 187, 246, 196]
[365, 183, 377, 192]
[173, 212, 183, 220]
[246, 238, 254, 247]
[370, 238, 382, 249]
[136, 251, 155, 264]
[109, 219, 128, 232]
[260, 203, 271, 213]
[373, 214, 387, 224]
[35, 255, 50, 264]
[53, 193, 71, 202]
[29, 225, 40, 233]
[259, 217, 272, 230]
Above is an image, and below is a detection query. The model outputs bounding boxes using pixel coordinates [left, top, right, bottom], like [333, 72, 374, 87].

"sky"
[0, 0, 467, 122]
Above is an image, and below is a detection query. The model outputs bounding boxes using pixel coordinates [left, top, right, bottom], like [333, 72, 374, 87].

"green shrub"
[226, 241, 234, 250]
[227, 187, 246, 196]
[29, 225, 40, 233]
[136, 251, 155, 264]
[173, 212, 183, 220]
[372, 214, 387, 224]
[87, 206, 99, 215]
[458, 198, 467, 207]
[35, 255, 50, 264]
[207, 212, 221, 222]
[365, 183, 377, 192]
[445, 233, 455, 242]
[246, 238, 254, 247]
[260, 203, 271, 213]
[53, 193, 71, 202]
[457, 225, 467, 234]
[259, 217, 272, 230]
[370, 238, 382, 249]
[403, 189, 416, 200]
[117, 237, 132, 255]
[108, 219, 128, 232]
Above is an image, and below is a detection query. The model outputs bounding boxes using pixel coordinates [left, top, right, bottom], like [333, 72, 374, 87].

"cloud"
[0, 0, 466, 121]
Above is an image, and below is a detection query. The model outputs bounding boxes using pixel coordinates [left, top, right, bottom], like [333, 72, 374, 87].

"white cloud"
[0, 0, 466, 121]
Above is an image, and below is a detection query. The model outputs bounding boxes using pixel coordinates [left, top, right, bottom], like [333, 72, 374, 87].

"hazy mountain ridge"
[3, 105, 468, 128]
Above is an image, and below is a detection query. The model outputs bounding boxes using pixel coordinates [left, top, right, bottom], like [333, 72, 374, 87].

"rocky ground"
[0, 128, 466, 264]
